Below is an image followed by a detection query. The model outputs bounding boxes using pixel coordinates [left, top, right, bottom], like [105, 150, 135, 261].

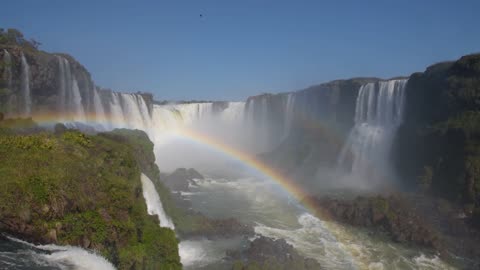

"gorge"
[0, 29, 479, 270]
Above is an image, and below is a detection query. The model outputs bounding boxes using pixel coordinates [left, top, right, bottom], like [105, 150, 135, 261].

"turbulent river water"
[0, 171, 458, 270]
[177, 170, 455, 270]
[0, 235, 115, 270]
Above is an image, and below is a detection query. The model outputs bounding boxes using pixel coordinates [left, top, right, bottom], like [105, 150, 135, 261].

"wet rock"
[162, 168, 204, 191]
[311, 195, 441, 249]
[178, 215, 254, 239]
[227, 236, 323, 270]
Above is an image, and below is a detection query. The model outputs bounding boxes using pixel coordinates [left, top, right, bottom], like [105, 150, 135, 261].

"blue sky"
[2, 0, 479, 101]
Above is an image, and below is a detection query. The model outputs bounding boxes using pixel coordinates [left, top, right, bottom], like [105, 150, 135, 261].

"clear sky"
[2, 0, 479, 101]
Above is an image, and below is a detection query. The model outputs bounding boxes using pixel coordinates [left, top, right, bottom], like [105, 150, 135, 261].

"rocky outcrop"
[0, 29, 155, 118]
[227, 236, 322, 270]
[177, 214, 254, 239]
[393, 53, 480, 227]
[0, 46, 92, 116]
[310, 195, 441, 249]
[161, 168, 204, 191]
[0, 124, 181, 269]
[309, 193, 480, 268]
[256, 78, 382, 185]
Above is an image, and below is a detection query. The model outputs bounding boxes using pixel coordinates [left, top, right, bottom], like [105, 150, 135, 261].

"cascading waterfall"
[219, 102, 245, 122]
[244, 97, 273, 152]
[2, 50, 13, 115]
[108, 92, 126, 127]
[337, 79, 407, 183]
[70, 78, 86, 122]
[140, 173, 175, 229]
[56, 56, 68, 114]
[283, 93, 296, 138]
[2, 50, 12, 91]
[57, 56, 88, 122]
[92, 87, 106, 124]
[20, 52, 32, 116]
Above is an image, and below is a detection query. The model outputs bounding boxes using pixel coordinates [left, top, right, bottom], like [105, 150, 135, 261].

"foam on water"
[5, 236, 115, 270]
[179, 237, 247, 270]
[255, 213, 357, 269]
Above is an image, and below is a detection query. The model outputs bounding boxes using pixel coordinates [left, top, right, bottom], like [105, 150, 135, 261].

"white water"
[177, 173, 455, 270]
[283, 93, 296, 138]
[57, 56, 88, 122]
[92, 87, 106, 124]
[57, 56, 68, 114]
[140, 173, 175, 229]
[179, 238, 244, 269]
[5, 56, 457, 269]
[71, 78, 86, 122]
[2, 50, 13, 116]
[20, 52, 32, 116]
[2, 50, 12, 91]
[4, 236, 116, 270]
[337, 79, 407, 185]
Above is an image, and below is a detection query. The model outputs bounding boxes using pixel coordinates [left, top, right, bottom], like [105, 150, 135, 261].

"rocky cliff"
[0, 28, 154, 120]
[0, 122, 181, 269]
[394, 53, 480, 225]
[254, 78, 381, 185]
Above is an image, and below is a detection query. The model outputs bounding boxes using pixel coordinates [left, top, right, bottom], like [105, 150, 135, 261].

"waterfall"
[2, 50, 13, 115]
[120, 93, 149, 130]
[283, 93, 296, 138]
[244, 97, 273, 152]
[337, 79, 407, 182]
[56, 56, 68, 114]
[140, 173, 175, 229]
[20, 53, 32, 116]
[2, 50, 12, 90]
[108, 92, 126, 127]
[56, 56, 88, 122]
[220, 102, 245, 122]
[92, 87, 106, 124]
[71, 78, 86, 122]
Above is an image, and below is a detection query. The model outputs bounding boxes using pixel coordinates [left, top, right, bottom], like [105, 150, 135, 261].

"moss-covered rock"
[0, 125, 181, 269]
[394, 53, 480, 229]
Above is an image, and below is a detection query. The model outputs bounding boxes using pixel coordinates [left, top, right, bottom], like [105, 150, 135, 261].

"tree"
[30, 38, 42, 49]
[6, 28, 25, 45]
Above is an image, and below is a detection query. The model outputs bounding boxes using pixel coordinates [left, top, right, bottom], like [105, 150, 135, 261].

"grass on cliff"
[0, 124, 181, 270]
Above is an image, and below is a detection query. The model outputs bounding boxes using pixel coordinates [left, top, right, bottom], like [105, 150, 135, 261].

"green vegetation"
[0, 28, 40, 50]
[100, 129, 242, 237]
[395, 53, 480, 227]
[0, 123, 181, 269]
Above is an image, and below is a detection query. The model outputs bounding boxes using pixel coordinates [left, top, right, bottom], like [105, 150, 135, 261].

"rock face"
[256, 78, 381, 185]
[0, 29, 155, 120]
[178, 215, 254, 239]
[310, 194, 480, 268]
[161, 168, 204, 191]
[393, 53, 480, 227]
[227, 236, 322, 270]
[311, 195, 441, 248]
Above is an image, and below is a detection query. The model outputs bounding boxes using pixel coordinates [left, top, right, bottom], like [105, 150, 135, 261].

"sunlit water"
[179, 174, 456, 270]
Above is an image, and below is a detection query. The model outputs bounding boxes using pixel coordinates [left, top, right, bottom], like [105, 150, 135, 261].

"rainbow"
[22, 112, 334, 214]
[165, 128, 368, 268]
[173, 128, 315, 210]
[15, 112, 369, 268]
